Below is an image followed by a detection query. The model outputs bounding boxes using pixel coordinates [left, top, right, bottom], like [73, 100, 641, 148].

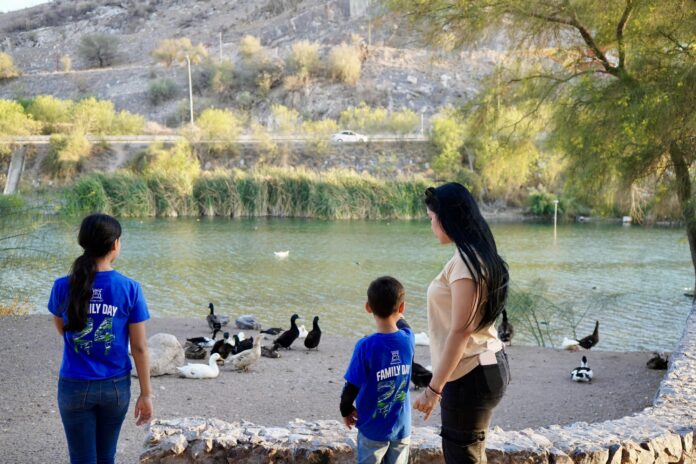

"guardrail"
[0, 134, 430, 145]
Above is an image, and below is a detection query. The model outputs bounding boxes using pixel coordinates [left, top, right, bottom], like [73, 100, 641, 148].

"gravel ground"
[0, 315, 667, 463]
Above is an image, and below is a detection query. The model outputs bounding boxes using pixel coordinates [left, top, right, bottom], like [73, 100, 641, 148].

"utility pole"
[186, 54, 194, 125]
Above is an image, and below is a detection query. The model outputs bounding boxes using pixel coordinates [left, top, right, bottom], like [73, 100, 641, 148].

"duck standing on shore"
[497, 310, 514, 346]
[647, 352, 669, 370]
[228, 335, 264, 371]
[273, 314, 300, 350]
[232, 333, 253, 354]
[570, 356, 593, 382]
[304, 316, 322, 350]
[562, 321, 599, 350]
[207, 303, 229, 331]
[211, 332, 235, 360]
[177, 353, 221, 379]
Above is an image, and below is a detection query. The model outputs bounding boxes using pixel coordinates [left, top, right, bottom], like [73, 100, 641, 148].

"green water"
[3, 218, 692, 352]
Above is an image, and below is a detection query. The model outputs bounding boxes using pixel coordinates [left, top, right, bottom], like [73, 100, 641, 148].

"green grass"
[62, 168, 431, 219]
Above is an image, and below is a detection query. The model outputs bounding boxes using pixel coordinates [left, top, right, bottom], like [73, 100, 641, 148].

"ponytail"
[64, 253, 97, 332]
[64, 213, 121, 333]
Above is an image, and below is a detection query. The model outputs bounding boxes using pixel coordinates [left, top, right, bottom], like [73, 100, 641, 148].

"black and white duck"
[261, 345, 281, 358]
[570, 356, 593, 382]
[647, 352, 669, 370]
[497, 309, 514, 345]
[186, 325, 220, 348]
[206, 302, 229, 331]
[211, 332, 235, 360]
[273, 314, 301, 350]
[304, 316, 322, 350]
[562, 321, 599, 350]
[233, 333, 253, 354]
[411, 362, 433, 389]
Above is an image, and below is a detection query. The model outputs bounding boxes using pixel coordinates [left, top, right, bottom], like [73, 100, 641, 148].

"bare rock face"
[134, 333, 184, 377]
[140, 305, 696, 463]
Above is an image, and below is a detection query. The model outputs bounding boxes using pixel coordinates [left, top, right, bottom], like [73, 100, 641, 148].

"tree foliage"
[152, 38, 208, 66]
[388, 0, 696, 283]
[0, 53, 20, 79]
[78, 33, 119, 68]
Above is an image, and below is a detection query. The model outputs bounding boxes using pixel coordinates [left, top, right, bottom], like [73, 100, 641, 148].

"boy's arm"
[340, 382, 359, 417]
[396, 317, 411, 330]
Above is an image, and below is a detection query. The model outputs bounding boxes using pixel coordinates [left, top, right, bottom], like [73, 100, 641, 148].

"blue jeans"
[357, 432, 410, 464]
[57, 375, 131, 464]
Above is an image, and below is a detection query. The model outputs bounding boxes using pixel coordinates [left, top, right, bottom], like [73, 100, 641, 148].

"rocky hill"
[0, 0, 507, 128]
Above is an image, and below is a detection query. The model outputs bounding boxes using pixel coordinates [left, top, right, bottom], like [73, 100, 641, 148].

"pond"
[2, 217, 692, 352]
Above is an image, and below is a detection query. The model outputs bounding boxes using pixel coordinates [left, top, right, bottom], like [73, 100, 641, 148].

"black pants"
[440, 350, 510, 464]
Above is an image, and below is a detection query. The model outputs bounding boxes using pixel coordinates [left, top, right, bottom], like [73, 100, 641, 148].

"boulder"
[133, 333, 184, 377]
[235, 315, 262, 330]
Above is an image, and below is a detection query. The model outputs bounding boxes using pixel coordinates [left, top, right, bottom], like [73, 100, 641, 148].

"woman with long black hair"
[48, 213, 153, 464]
[413, 183, 510, 464]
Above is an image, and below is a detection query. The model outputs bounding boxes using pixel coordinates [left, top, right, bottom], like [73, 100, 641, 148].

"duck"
[177, 353, 221, 379]
[184, 343, 207, 360]
[274, 250, 290, 259]
[211, 332, 235, 360]
[206, 303, 229, 331]
[570, 355, 593, 382]
[186, 326, 221, 348]
[411, 362, 433, 389]
[497, 310, 514, 345]
[227, 335, 264, 371]
[261, 345, 281, 358]
[261, 327, 283, 335]
[298, 324, 309, 339]
[561, 338, 580, 351]
[577, 321, 599, 349]
[304, 316, 322, 350]
[647, 352, 669, 370]
[273, 314, 300, 350]
[414, 332, 430, 346]
[233, 333, 253, 354]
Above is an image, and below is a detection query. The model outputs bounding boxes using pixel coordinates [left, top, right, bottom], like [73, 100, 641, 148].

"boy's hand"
[342, 410, 358, 429]
[413, 390, 438, 421]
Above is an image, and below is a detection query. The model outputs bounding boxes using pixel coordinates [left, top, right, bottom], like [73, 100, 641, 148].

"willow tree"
[388, 0, 696, 286]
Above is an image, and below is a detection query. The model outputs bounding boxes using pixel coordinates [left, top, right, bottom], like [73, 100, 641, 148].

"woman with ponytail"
[48, 213, 153, 464]
[413, 183, 510, 464]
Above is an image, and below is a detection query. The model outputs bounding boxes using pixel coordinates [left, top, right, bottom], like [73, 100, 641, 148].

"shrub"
[59, 54, 72, 72]
[196, 108, 240, 150]
[271, 104, 299, 134]
[287, 40, 320, 75]
[63, 175, 108, 215]
[72, 97, 115, 134]
[0, 53, 20, 79]
[430, 109, 470, 181]
[387, 108, 419, 134]
[328, 43, 361, 85]
[152, 38, 208, 66]
[283, 70, 310, 91]
[0, 194, 25, 216]
[149, 78, 178, 105]
[111, 111, 145, 135]
[26, 96, 72, 133]
[140, 140, 200, 196]
[528, 186, 561, 216]
[0, 100, 39, 136]
[78, 33, 119, 68]
[210, 59, 235, 99]
[49, 132, 91, 163]
[302, 119, 339, 154]
[239, 35, 262, 61]
[339, 103, 388, 133]
[250, 122, 278, 161]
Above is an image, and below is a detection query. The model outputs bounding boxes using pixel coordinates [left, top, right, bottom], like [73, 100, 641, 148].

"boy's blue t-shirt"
[48, 270, 150, 380]
[344, 327, 415, 441]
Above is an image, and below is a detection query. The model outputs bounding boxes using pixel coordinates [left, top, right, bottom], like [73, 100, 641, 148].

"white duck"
[562, 337, 580, 351]
[227, 335, 264, 371]
[297, 324, 309, 339]
[414, 332, 430, 346]
[570, 356, 593, 382]
[177, 353, 221, 379]
[274, 250, 290, 259]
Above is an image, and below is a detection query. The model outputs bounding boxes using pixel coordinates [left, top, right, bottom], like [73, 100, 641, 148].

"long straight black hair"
[64, 213, 122, 332]
[425, 183, 509, 331]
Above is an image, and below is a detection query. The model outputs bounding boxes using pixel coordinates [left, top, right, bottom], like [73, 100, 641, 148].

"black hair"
[64, 213, 122, 332]
[425, 183, 509, 331]
[367, 276, 405, 319]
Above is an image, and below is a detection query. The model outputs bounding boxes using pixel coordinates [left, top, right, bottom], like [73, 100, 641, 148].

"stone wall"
[140, 304, 696, 463]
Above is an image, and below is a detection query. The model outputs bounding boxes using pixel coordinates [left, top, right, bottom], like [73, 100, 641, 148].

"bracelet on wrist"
[427, 384, 442, 398]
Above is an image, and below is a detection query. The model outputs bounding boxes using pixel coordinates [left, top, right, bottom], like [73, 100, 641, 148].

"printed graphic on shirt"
[373, 360, 411, 419]
[70, 289, 117, 355]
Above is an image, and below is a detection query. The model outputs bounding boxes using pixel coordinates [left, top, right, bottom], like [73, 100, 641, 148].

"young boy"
[341, 276, 415, 464]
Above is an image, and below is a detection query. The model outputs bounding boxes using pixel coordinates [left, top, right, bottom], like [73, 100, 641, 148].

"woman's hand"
[134, 394, 153, 426]
[413, 388, 440, 421]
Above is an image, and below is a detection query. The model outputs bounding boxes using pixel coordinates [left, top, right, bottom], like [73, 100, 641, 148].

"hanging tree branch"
[616, 0, 634, 73]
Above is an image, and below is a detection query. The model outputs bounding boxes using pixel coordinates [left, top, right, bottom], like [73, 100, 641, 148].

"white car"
[331, 130, 368, 143]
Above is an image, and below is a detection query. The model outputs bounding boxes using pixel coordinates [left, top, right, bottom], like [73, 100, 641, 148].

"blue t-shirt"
[48, 270, 150, 380]
[344, 327, 415, 441]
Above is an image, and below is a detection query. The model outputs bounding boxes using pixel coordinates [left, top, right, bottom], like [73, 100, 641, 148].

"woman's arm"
[429, 278, 478, 391]
[53, 316, 64, 336]
[128, 321, 153, 426]
[414, 278, 477, 420]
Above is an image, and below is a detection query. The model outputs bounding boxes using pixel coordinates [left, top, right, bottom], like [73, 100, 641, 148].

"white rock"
[133, 333, 184, 377]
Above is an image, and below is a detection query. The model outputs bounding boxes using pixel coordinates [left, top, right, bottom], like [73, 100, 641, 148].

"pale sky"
[0, 0, 52, 13]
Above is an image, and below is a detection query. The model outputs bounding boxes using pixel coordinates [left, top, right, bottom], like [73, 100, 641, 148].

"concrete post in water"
[3, 146, 26, 195]
[553, 199, 559, 241]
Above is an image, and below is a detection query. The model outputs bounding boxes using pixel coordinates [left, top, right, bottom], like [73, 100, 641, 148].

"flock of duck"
[174, 304, 669, 383]
[175, 304, 321, 379]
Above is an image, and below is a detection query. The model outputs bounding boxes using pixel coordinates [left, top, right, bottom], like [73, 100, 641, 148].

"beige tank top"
[427, 250, 503, 381]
